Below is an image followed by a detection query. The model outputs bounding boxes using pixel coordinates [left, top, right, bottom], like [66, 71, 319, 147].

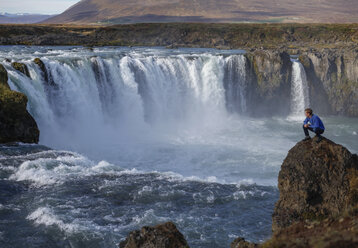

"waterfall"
[2, 49, 248, 149]
[224, 55, 247, 113]
[289, 59, 310, 119]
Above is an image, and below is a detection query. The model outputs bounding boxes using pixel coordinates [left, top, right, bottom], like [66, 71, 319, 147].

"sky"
[0, 0, 80, 14]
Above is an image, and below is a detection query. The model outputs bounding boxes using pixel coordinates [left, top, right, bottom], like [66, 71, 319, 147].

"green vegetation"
[0, 63, 39, 144]
[0, 64, 28, 122]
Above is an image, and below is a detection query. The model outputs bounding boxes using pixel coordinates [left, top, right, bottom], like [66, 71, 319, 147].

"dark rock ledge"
[0, 63, 39, 143]
[120, 137, 358, 248]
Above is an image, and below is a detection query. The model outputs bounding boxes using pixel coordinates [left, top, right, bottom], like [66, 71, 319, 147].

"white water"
[4, 50, 247, 150]
[1, 47, 358, 248]
[0, 47, 315, 186]
[289, 59, 310, 120]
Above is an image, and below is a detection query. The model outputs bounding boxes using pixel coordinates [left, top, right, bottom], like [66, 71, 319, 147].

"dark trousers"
[303, 125, 324, 137]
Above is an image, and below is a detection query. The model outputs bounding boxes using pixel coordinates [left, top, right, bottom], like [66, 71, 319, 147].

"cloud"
[0, 0, 80, 14]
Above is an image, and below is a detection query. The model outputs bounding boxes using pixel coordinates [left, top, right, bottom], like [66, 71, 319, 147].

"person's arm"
[303, 117, 309, 125]
[309, 115, 319, 129]
[303, 117, 310, 127]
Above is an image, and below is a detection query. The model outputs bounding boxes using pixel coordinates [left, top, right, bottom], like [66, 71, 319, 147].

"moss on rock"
[0, 64, 39, 143]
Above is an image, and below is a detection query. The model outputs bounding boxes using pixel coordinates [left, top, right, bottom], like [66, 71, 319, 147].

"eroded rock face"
[119, 222, 189, 248]
[272, 137, 358, 232]
[245, 50, 292, 116]
[0, 64, 39, 143]
[299, 48, 358, 117]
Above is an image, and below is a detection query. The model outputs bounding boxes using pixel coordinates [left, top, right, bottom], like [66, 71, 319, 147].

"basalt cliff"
[244, 48, 358, 117]
[299, 49, 358, 117]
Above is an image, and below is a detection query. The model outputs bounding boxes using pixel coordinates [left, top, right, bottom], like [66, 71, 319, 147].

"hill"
[43, 0, 358, 24]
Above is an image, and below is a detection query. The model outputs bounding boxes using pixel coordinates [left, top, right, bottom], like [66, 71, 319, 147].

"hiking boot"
[316, 136, 323, 143]
[303, 136, 311, 141]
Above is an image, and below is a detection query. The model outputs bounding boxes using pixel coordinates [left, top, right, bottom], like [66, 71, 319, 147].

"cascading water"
[3, 49, 248, 151]
[3, 47, 356, 248]
[224, 54, 248, 113]
[289, 59, 310, 119]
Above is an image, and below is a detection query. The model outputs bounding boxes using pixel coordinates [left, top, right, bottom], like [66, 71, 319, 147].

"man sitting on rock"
[303, 108, 325, 143]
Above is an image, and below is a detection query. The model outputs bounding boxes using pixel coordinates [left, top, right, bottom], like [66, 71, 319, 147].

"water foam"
[27, 207, 83, 233]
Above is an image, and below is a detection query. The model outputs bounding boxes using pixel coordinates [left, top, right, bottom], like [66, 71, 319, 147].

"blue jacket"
[304, 114, 325, 130]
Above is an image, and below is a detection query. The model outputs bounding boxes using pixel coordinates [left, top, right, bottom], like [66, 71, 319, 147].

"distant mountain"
[0, 13, 54, 24]
[42, 0, 358, 24]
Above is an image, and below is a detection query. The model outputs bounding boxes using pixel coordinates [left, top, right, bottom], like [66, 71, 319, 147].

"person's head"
[305, 108, 313, 117]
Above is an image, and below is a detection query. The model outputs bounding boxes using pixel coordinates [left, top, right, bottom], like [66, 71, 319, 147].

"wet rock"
[245, 50, 292, 116]
[119, 222, 189, 248]
[0, 63, 9, 89]
[231, 237, 258, 248]
[33, 58, 46, 74]
[11, 62, 30, 77]
[0, 64, 39, 143]
[299, 48, 358, 117]
[273, 137, 358, 231]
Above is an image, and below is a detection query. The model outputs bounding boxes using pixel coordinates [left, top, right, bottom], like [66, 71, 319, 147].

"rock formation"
[0, 64, 39, 143]
[232, 137, 358, 248]
[11, 62, 30, 78]
[299, 48, 358, 117]
[119, 222, 189, 248]
[273, 137, 358, 231]
[231, 237, 258, 248]
[245, 50, 292, 116]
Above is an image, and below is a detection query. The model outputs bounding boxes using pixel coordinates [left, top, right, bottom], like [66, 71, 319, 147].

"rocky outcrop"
[0, 64, 39, 143]
[273, 137, 358, 231]
[245, 50, 292, 116]
[299, 48, 358, 117]
[33, 58, 46, 74]
[11, 62, 30, 78]
[119, 222, 189, 248]
[232, 137, 358, 248]
[231, 237, 258, 248]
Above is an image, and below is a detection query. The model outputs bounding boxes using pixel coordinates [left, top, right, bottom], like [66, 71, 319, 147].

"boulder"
[231, 237, 258, 248]
[119, 222, 189, 248]
[273, 137, 358, 231]
[231, 137, 358, 248]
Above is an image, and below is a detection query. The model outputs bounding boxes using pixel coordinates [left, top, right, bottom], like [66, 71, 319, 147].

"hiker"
[303, 108, 325, 143]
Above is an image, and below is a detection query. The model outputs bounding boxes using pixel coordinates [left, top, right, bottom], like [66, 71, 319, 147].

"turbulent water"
[0, 46, 357, 248]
